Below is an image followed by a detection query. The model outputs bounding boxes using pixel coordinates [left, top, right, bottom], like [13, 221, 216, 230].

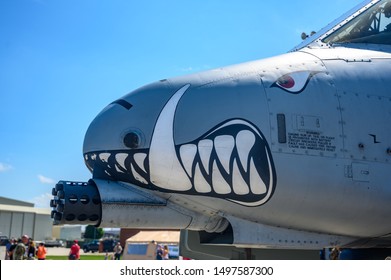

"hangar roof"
[0, 196, 34, 207]
[0, 203, 51, 215]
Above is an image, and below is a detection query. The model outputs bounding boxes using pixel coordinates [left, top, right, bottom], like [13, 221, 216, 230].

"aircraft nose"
[82, 81, 175, 175]
[83, 101, 128, 155]
[82, 98, 151, 179]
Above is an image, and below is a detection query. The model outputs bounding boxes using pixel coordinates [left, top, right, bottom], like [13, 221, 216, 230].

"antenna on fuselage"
[301, 31, 316, 40]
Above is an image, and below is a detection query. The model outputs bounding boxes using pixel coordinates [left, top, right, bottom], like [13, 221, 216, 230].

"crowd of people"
[4, 235, 80, 261]
[5, 234, 47, 260]
[4, 235, 123, 260]
[5, 235, 177, 260]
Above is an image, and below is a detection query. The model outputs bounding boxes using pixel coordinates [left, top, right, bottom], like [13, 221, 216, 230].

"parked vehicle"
[0, 235, 9, 246]
[83, 240, 100, 253]
[44, 239, 65, 247]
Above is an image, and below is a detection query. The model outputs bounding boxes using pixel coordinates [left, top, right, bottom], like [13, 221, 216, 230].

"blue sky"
[0, 0, 361, 207]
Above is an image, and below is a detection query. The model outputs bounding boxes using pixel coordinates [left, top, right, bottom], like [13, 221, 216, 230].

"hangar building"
[0, 196, 52, 241]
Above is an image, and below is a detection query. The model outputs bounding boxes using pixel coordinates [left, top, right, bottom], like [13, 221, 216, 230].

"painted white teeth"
[131, 163, 148, 184]
[133, 153, 147, 173]
[97, 128, 267, 199]
[214, 135, 235, 174]
[249, 157, 267, 194]
[99, 153, 111, 162]
[194, 163, 212, 193]
[180, 144, 197, 177]
[115, 165, 124, 174]
[232, 159, 250, 195]
[212, 161, 231, 194]
[115, 153, 128, 170]
[236, 130, 255, 172]
[198, 139, 213, 175]
[173, 131, 267, 197]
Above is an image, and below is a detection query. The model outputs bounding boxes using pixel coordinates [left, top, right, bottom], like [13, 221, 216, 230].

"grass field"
[46, 255, 107, 260]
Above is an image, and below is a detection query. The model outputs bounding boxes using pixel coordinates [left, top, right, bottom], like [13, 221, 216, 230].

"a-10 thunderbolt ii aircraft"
[51, 0, 391, 259]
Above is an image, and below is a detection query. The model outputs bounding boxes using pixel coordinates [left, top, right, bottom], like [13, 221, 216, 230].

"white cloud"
[38, 174, 55, 184]
[0, 163, 12, 172]
[31, 193, 53, 208]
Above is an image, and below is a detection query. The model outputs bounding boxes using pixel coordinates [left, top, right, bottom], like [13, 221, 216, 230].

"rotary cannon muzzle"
[50, 179, 229, 233]
[50, 180, 102, 226]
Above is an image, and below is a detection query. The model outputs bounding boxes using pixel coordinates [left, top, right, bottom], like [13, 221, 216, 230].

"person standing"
[68, 240, 80, 260]
[156, 244, 163, 260]
[113, 242, 123, 260]
[21, 234, 29, 259]
[36, 242, 47, 260]
[162, 245, 170, 260]
[27, 240, 36, 260]
[13, 238, 26, 260]
[330, 247, 341, 260]
[5, 239, 15, 260]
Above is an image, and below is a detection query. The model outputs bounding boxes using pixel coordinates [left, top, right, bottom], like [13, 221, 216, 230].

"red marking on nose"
[278, 75, 295, 89]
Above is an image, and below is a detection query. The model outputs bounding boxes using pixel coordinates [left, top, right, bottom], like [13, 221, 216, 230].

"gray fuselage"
[83, 45, 391, 240]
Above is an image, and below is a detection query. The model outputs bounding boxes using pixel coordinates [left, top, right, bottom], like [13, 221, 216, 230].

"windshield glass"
[324, 0, 391, 45]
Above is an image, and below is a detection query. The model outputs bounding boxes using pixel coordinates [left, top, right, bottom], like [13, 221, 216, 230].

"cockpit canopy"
[293, 0, 391, 50]
[324, 0, 391, 45]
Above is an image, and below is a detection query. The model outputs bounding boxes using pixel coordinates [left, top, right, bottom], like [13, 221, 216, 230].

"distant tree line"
[84, 225, 104, 239]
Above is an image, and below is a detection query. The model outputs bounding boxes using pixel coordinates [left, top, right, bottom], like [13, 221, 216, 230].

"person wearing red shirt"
[68, 240, 80, 260]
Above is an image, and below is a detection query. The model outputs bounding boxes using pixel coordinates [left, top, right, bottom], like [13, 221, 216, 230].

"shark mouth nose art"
[84, 84, 276, 207]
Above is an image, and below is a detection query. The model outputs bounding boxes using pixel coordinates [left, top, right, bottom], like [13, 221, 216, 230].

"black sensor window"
[111, 99, 133, 110]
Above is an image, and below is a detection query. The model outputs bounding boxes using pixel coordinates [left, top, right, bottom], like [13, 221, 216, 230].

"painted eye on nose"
[272, 71, 321, 94]
[124, 132, 140, 149]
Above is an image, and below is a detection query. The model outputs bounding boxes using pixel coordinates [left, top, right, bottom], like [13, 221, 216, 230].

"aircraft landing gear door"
[261, 54, 344, 158]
